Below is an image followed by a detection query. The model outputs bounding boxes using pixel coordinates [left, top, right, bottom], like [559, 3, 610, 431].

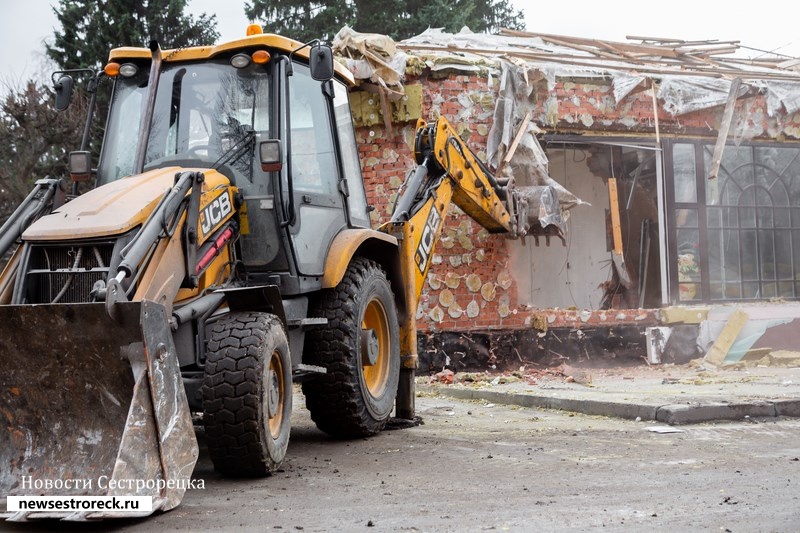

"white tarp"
[658, 76, 750, 116]
[765, 80, 800, 117]
[399, 29, 800, 118]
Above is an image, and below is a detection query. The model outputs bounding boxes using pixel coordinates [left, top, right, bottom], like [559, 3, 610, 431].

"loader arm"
[380, 116, 523, 418]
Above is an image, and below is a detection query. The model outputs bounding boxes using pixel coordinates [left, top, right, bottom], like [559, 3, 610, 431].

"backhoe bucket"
[0, 300, 198, 520]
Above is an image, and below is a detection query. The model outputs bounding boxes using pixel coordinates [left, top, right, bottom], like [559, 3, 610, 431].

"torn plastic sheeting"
[612, 72, 647, 103]
[765, 80, 800, 117]
[427, 58, 499, 73]
[487, 61, 530, 169]
[732, 97, 761, 145]
[517, 185, 564, 229]
[658, 76, 750, 116]
[455, 92, 493, 122]
[509, 126, 555, 188]
[401, 26, 556, 54]
[536, 64, 611, 91]
[333, 26, 408, 89]
[486, 59, 586, 228]
[402, 28, 666, 91]
[486, 62, 549, 186]
[424, 56, 609, 90]
[499, 122, 587, 229]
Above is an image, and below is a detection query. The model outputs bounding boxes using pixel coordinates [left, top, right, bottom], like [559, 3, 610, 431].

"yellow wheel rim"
[362, 298, 390, 398]
[267, 350, 285, 439]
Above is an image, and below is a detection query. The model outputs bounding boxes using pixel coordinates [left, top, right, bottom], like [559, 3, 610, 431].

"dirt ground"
[4, 391, 800, 532]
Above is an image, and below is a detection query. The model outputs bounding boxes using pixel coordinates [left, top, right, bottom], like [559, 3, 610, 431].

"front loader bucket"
[0, 300, 198, 520]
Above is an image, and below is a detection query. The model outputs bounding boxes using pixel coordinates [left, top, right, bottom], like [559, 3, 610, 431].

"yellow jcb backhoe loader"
[0, 26, 528, 520]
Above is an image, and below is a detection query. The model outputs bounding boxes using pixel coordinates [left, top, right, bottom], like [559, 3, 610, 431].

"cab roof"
[108, 31, 355, 86]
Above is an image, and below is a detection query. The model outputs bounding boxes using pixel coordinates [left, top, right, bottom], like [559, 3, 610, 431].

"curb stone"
[419, 385, 798, 425]
[655, 401, 776, 425]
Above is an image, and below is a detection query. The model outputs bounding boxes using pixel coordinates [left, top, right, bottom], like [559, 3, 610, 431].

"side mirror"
[53, 75, 74, 111]
[68, 151, 92, 182]
[259, 140, 283, 172]
[309, 44, 334, 82]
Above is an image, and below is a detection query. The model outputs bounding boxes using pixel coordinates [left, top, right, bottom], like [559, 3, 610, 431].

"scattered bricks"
[541, 308, 659, 328]
[656, 401, 776, 425]
[433, 369, 455, 384]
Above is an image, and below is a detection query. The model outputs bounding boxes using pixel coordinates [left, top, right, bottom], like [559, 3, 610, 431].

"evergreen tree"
[244, 0, 525, 43]
[41, 0, 219, 169]
[47, 0, 219, 71]
[0, 82, 86, 219]
[0, 0, 220, 222]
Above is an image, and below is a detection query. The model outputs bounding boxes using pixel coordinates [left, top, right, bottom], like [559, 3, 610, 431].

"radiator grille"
[25, 242, 115, 304]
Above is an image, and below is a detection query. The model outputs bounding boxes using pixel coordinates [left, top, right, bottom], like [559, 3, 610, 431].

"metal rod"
[80, 74, 100, 152]
[390, 157, 430, 222]
[0, 179, 63, 258]
[172, 292, 225, 326]
[118, 172, 194, 278]
[133, 41, 163, 175]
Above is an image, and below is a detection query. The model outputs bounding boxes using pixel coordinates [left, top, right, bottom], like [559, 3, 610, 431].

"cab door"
[286, 64, 347, 276]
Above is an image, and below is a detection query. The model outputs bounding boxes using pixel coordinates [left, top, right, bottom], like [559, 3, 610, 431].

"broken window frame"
[664, 139, 800, 304]
[543, 135, 668, 308]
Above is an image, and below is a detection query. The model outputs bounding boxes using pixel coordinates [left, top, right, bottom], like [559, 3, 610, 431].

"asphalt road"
[4, 391, 800, 532]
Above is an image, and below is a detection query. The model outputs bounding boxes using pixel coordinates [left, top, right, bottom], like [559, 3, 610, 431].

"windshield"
[98, 59, 270, 185]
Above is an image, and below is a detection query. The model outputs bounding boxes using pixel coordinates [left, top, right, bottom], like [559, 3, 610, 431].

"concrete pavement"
[417, 363, 800, 424]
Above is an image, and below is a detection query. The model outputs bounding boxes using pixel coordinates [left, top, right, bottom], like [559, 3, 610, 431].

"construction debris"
[704, 309, 750, 367]
[696, 304, 800, 367]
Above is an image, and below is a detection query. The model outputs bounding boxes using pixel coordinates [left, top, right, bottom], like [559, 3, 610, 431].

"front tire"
[303, 257, 400, 438]
[202, 312, 292, 476]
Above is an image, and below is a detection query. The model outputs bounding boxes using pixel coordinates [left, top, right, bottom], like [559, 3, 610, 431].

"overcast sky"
[2, 0, 799, 87]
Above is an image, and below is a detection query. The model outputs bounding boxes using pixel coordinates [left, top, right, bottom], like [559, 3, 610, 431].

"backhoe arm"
[388, 116, 522, 301]
[381, 116, 524, 419]
[392, 117, 519, 231]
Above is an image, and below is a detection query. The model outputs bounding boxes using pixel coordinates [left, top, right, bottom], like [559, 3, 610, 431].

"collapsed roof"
[332, 26, 800, 232]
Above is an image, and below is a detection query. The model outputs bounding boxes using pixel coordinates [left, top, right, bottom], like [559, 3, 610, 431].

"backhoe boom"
[382, 116, 525, 418]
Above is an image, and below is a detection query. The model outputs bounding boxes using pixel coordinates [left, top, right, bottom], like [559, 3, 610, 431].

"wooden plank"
[397, 43, 800, 81]
[739, 348, 772, 362]
[531, 35, 623, 61]
[660, 306, 709, 325]
[608, 177, 632, 287]
[680, 46, 740, 57]
[607, 178, 623, 254]
[625, 35, 686, 44]
[626, 36, 740, 50]
[650, 81, 660, 144]
[497, 111, 532, 176]
[704, 308, 749, 366]
[598, 42, 638, 60]
[708, 77, 743, 182]
[499, 29, 682, 57]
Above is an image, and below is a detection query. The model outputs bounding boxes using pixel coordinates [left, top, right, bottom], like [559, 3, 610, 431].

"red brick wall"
[354, 69, 800, 333]
[543, 79, 800, 138]
[356, 74, 528, 333]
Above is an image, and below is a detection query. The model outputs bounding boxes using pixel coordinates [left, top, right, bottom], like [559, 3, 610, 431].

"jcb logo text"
[200, 191, 233, 238]
[414, 206, 442, 274]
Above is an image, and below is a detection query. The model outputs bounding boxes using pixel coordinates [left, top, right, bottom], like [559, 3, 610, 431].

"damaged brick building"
[333, 28, 800, 371]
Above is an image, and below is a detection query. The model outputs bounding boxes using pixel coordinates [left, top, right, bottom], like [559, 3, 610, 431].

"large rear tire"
[202, 312, 292, 476]
[302, 257, 400, 438]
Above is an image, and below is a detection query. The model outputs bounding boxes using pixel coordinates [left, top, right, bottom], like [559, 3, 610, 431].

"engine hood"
[23, 168, 231, 241]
